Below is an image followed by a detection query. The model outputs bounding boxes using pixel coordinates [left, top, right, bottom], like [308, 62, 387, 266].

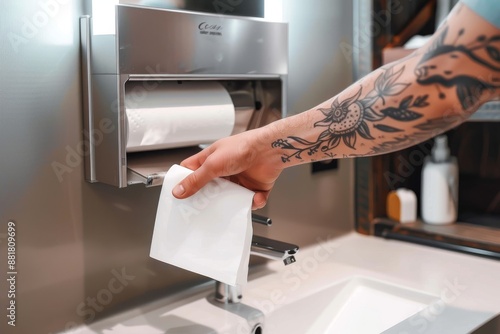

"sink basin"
[261, 276, 438, 334]
[62, 233, 498, 334]
[67, 276, 437, 334]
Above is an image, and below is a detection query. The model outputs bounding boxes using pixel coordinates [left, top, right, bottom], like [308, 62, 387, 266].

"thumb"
[172, 165, 216, 199]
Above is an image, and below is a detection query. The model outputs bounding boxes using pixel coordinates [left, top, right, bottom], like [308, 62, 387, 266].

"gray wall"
[258, 0, 354, 244]
[0, 1, 353, 333]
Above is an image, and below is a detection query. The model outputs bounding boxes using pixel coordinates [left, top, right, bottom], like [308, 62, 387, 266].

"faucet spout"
[251, 235, 299, 265]
[214, 215, 299, 304]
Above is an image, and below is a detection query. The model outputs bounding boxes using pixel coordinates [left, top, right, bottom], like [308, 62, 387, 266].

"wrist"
[255, 120, 289, 170]
[263, 111, 324, 167]
[258, 113, 313, 168]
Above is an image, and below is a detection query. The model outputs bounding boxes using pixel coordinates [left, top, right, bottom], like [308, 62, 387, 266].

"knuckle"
[184, 174, 201, 193]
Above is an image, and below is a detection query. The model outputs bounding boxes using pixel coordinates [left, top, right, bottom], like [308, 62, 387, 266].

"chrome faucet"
[214, 214, 299, 304]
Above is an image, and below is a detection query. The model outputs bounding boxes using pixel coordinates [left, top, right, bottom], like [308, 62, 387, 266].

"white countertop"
[67, 232, 500, 334]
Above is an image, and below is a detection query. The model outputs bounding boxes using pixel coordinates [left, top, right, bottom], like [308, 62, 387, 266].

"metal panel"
[80, 16, 96, 182]
[91, 35, 118, 74]
[258, 0, 355, 249]
[91, 74, 124, 186]
[116, 5, 287, 75]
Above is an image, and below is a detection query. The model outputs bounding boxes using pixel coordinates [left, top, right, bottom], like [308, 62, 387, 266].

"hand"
[172, 127, 283, 210]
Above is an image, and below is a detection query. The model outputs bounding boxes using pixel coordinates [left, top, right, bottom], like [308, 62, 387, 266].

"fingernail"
[172, 184, 185, 197]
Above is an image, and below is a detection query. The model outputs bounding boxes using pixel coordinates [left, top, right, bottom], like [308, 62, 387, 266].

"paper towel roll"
[125, 81, 235, 152]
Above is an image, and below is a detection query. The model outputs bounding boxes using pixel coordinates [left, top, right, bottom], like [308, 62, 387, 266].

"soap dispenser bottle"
[421, 135, 458, 224]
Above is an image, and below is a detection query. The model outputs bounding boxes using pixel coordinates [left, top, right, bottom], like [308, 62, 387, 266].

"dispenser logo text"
[198, 22, 222, 36]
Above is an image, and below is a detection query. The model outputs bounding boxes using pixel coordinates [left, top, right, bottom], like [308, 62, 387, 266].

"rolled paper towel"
[125, 81, 235, 152]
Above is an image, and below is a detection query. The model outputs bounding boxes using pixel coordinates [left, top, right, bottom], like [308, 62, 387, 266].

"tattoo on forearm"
[272, 23, 500, 163]
[272, 66, 427, 162]
[416, 26, 500, 110]
[369, 117, 454, 154]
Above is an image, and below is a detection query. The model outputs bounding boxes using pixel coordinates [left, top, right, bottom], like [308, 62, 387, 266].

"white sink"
[261, 276, 437, 334]
[62, 233, 500, 334]
[67, 276, 437, 334]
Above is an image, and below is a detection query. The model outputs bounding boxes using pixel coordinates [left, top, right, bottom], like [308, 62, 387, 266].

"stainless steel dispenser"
[80, 5, 287, 187]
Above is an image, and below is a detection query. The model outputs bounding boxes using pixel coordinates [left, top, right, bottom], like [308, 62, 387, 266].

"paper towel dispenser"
[80, 5, 287, 187]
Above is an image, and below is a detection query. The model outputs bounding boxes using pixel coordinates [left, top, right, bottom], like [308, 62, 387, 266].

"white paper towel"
[150, 164, 254, 286]
[125, 81, 235, 152]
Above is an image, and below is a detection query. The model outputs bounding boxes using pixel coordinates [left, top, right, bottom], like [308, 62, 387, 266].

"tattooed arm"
[173, 2, 500, 209]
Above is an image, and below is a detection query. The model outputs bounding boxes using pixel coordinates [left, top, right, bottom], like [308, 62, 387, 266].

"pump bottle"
[421, 136, 459, 224]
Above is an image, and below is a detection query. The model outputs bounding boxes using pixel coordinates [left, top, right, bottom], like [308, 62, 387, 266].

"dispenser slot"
[127, 147, 202, 187]
[123, 78, 283, 187]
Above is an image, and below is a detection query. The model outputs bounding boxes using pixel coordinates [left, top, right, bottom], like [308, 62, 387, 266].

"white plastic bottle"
[421, 136, 459, 224]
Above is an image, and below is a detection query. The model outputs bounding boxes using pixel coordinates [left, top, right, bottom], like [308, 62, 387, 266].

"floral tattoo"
[272, 23, 500, 163]
[272, 65, 428, 162]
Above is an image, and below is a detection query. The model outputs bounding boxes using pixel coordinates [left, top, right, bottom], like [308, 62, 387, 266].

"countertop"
[66, 232, 500, 334]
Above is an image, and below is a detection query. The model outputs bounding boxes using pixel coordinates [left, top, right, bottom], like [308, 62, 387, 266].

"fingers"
[175, 172, 270, 212]
[179, 148, 209, 171]
[172, 164, 218, 199]
[174, 155, 272, 210]
[172, 148, 213, 198]
[252, 191, 270, 210]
